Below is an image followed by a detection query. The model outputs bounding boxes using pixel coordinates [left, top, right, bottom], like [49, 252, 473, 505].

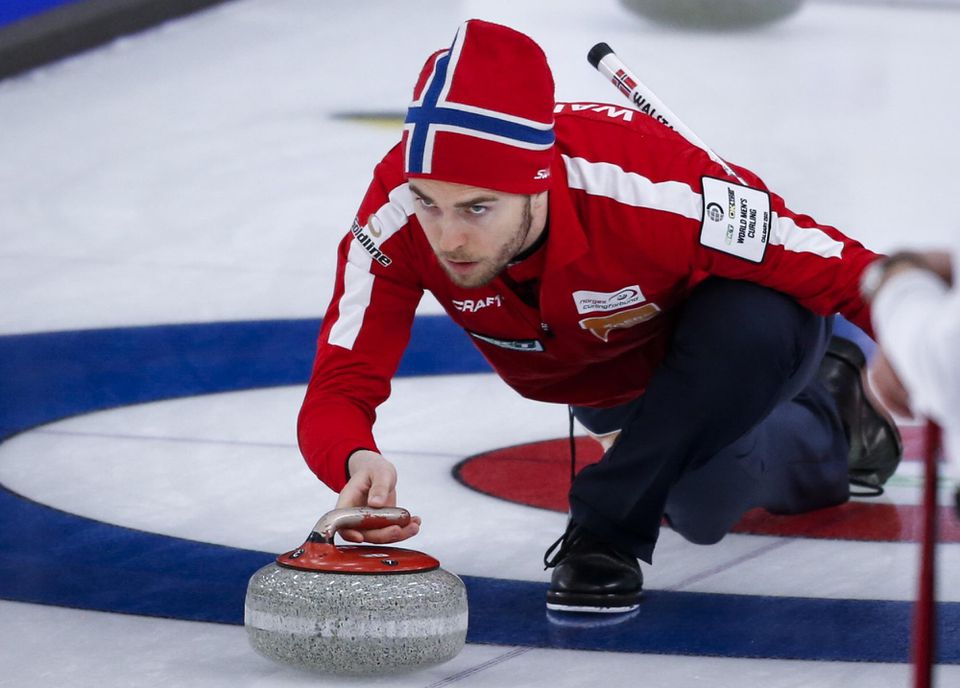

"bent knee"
[681, 279, 818, 361]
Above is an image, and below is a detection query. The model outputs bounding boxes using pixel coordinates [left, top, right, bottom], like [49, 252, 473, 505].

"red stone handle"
[311, 507, 411, 544]
[276, 506, 435, 573]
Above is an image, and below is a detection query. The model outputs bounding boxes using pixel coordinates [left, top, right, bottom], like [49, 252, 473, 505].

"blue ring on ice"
[3, 316, 955, 663]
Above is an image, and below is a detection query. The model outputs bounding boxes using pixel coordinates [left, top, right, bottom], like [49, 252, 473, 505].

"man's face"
[409, 179, 544, 289]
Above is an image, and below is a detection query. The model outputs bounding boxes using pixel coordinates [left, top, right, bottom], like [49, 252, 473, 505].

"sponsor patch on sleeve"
[699, 177, 771, 264]
[350, 216, 392, 266]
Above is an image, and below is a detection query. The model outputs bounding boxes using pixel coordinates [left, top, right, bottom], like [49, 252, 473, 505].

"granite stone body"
[244, 562, 468, 675]
[619, 0, 804, 29]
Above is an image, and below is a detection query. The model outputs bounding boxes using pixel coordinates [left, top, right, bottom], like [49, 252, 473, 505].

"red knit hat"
[402, 20, 556, 195]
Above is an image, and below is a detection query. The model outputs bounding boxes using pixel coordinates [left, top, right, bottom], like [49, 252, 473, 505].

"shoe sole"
[546, 608, 640, 628]
[546, 602, 640, 614]
[546, 590, 642, 614]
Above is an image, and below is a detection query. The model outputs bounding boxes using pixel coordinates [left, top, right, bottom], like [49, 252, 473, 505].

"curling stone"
[244, 507, 468, 675]
[620, 0, 805, 30]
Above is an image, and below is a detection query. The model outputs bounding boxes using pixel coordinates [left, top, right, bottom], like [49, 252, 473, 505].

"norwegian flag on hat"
[403, 20, 556, 194]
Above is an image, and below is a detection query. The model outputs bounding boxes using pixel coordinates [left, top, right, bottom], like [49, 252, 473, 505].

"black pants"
[570, 279, 850, 564]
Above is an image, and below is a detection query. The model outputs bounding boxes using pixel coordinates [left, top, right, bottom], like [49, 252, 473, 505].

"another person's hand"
[920, 250, 953, 284]
[335, 449, 421, 544]
[869, 348, 913, 418]
[862, 250, 952, 305]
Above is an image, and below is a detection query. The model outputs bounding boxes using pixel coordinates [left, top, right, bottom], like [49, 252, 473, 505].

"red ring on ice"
[454, 425, 960, 543]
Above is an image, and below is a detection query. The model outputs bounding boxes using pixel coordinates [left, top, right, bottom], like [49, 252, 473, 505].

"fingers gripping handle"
[278, 506, 436, 573]
[311, 507, 411, 544]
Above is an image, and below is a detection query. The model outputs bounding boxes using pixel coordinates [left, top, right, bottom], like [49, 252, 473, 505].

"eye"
[415, 196, 435, 209]
[467, 205, 488, 215]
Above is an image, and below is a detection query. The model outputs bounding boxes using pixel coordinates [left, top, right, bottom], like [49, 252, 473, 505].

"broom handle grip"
[312, 507, 412, 543]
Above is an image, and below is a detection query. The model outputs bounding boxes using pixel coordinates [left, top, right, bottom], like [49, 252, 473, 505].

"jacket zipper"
[492, 276, 554, 341]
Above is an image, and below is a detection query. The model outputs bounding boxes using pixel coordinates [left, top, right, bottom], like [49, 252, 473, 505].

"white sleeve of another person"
[873, 251, 960, 479]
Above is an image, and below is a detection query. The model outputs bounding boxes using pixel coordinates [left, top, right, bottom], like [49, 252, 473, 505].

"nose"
[434, 216, 468, 254]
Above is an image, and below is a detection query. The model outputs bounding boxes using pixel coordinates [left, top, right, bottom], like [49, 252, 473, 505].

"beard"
[438, 197, 533, 289]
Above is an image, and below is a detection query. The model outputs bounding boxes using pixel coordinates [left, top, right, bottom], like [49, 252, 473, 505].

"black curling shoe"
[818, 336, 903, 494]
[543, 521, 643, 613]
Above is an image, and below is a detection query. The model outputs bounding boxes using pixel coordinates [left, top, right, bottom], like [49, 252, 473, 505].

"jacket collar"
[542, 151, 589, 273]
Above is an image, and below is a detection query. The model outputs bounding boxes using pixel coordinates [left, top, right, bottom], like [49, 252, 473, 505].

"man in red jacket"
[298, 19, 901, 613]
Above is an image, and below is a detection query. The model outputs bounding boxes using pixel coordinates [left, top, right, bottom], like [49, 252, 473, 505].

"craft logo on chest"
[452, 295, 503, 313]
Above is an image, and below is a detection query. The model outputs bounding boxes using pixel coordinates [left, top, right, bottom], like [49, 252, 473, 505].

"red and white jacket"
[299, 103, 881, 491]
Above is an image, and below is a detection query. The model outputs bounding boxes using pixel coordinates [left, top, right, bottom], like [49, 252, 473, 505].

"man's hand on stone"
[335, 449, 421, 544]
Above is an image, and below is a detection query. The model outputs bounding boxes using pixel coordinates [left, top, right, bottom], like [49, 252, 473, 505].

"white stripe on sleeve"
[562, 154, 845, 259]
[771, 214, 845, 259]
[327, 184, 415, 350]
[327, 244, 374, 350]
[562, 154, 702, 220]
